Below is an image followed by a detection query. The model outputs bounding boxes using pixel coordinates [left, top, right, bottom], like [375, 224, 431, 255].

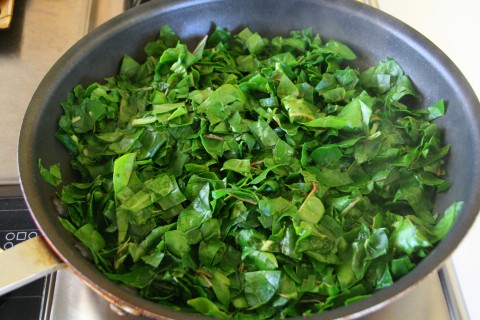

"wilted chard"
[39, 25, 462, 319]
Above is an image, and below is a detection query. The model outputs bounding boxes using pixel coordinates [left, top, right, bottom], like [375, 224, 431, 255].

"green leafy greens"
[42, 25, 462, 319]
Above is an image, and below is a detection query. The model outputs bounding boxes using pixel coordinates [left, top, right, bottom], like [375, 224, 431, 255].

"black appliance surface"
[0, 187, 53, 320]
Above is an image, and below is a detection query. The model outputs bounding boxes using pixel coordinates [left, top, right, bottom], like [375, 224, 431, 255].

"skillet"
[13, 0, 480, 318]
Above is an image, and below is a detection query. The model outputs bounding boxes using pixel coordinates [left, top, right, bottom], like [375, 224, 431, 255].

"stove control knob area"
[2, 230, 39, 250]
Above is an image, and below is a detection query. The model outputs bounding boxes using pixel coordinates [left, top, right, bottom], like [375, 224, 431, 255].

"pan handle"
[0, 236, 64, 296]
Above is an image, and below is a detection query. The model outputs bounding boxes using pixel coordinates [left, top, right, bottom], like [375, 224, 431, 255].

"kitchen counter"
[1, 0, 86, 184]
[0, 0, 123, 184]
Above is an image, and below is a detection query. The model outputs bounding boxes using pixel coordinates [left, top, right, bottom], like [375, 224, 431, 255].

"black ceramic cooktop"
[0, 186, 51, 320]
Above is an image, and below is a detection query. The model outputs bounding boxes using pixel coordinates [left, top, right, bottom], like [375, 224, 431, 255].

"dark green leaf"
[244, 271, 281, 308]
[187, 297, 230, 318]
[38, 159, 62, 187]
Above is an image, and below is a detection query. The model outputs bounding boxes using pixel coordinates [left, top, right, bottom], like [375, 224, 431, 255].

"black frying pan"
[16, 0, 480, 319]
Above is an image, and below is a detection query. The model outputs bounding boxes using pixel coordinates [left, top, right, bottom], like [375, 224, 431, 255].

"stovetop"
[0, 188, 52, 320]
